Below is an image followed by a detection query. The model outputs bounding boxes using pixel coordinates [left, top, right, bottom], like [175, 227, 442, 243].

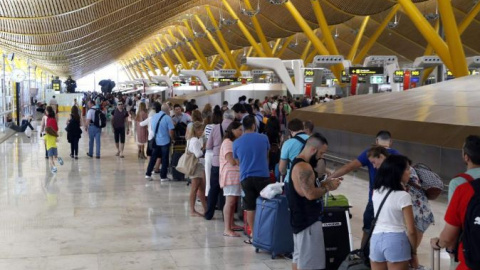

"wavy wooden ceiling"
[0, 0, 478, 78]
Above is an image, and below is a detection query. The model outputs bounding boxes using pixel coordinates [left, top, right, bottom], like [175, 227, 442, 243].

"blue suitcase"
[253, 195, 294, 259]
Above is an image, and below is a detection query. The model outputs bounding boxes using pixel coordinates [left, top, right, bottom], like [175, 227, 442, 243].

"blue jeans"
[146, 143, 170, 178]
[88, 125, 101, 157]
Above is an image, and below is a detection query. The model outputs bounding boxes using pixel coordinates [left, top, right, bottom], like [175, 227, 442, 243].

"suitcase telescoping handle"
[430, 247, 440, 270]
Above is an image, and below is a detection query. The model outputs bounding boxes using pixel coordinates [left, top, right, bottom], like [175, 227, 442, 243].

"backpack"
[455, 174, 480, 268]
[412, 163, 444, 200]
[128, 97, 133, 106]
[46, 117, 58, 132]
[93, 109, 107, 128]
[286, 134, 307, 169]
[175, 122, 187, 139]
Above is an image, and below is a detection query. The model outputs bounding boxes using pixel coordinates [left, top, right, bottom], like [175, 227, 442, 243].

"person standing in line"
[287, 133, 340, 270]
[111, 101, 129, 158]
[233, 115, 270, 244]
[220, 121, 244, 236]
[187, 121, 208, 217]
[45, 126, 64, 173]
[369, 155, 418, 270]
[328, 130, 400, 246]
[66, 106, 83, 159]
[85, 100, 101, 158]
[204, 109, 234, 220]
[136, 102, 149, 159]
[139, 105, 161, 173]
[145, 102, 175, 181]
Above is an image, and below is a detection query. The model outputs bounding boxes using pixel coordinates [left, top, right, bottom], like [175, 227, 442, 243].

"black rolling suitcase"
[170, 140, 186, 181]
[323, 194, 353, 270]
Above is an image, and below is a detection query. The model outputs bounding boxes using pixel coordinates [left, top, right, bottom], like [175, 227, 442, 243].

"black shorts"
[241, 177, 271, 211]
[114, 127, 126, 143]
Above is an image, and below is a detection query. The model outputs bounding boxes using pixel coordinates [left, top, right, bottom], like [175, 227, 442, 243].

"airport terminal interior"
[1, 0, 480, 269]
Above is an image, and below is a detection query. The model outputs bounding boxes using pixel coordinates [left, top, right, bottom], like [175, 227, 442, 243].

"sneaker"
[145, 175, 152, 180]
[57, 157, 64, 166]
[51, 166, 57, 173]
[96, 156, 100, 159]
[161, 178, 172, 182]
[70, 154, 74, 158]
[87, 153, 93, 158]
[74, 156, 78, 160]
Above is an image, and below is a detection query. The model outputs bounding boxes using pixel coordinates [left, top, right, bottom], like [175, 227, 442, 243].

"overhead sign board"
[52, 80, 61, 91]
[394, 70, 404, 76]
[304, 69, 314, 77]
[411, 70, 421, 77]
[341, 70, 350, 83]
[349, 67, 384, 76]
[219, 69, 237, 76]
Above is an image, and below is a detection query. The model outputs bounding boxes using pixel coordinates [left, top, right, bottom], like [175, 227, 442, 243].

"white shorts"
[293, 221, 326, 270]
[223, 184, 242, 196]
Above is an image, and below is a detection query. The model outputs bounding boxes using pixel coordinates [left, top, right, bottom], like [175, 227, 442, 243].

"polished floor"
[0, 115, 452, 269]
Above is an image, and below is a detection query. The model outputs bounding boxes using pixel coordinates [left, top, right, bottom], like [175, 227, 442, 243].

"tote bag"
[175, 140, 198, 177]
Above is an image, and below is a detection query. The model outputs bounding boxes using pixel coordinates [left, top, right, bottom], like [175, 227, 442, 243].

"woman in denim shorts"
[369, 155, 418, 270]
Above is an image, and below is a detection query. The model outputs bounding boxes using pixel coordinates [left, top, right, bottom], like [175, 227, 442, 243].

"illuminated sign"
[349, 67, 384, 76]
[411, 77, 420, 83]
[393, 77, 404, 83]
[358, 76, 367, 83]
[304, 69, 314, 77]
[218, 78, 236, 82]
[52, 80, 61, 91]
[370, 76, 385, 84]
[411, 70, 421, 77]
[341, 70, 351, 83]
[238, 78, 253, 82]
[394, 70, 404, 76]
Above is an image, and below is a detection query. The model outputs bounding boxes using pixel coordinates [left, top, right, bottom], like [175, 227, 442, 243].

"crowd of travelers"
[34, 90, 480, 270]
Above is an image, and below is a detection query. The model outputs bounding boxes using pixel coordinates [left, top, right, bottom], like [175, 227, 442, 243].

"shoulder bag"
[148, 114, 166, 151]
[175, 139, 199, 177]
[362, 189, 394, 267]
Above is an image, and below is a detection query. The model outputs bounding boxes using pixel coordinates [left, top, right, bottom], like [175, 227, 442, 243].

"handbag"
[362, 189, 393, 267]
[148, 114, 166, 150]
[175, 140, 198, 177]
[413, 163, 444, 200]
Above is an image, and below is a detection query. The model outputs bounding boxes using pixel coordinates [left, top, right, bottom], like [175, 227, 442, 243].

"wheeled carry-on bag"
[253, 195, 294, 259]
[170, 143, 185, 181]
[323, 194, 353, 270]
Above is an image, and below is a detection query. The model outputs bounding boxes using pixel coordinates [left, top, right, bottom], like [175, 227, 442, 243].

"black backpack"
[93, 109, 107, 128]
[127, 97, 133, 106]
[462, 179, 480, 269]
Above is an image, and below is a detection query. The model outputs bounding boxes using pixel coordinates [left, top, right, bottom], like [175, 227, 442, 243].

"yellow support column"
[182, 20, 211, 69]
[276, 35, 295, 58]
[311, 0, 340, 55]
[194, 15, 233, 69]
[120, 60, 135, 79]
[220, 0, 266, 57]
[301, 40, 313, 61]
[175, 27, 210, 70]
[284, 1, 341, 80]
[139, 51, 158, 76]
[135, 57, 152, 80]
[347, 16, 370, 61]
[244, 0, 273, 56]
[162, 36, 191, 69]
[120, 62, 134, 80]
[437, 0, 469, 77]
[128, 59, 142, 78]
[421, 20, 440, 83]
[353, 5, 400, 64]
[210, 55, 220, 69]
[397, 0, 453, 71]
[240, 47, 255, 71]
[271, 39, 282, 56]
[153, 41, 179, 76]
[305, 49, 318, 65]
[458, 1, 480, 34]
[146, 47, 168, 76]
[205, 6, 239, 71]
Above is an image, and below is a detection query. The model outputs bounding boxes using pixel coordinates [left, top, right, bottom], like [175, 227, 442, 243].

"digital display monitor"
[394, 70, 404, 76]
[411, 77, 420, 83]
[370, 76, 385, 84]
[411, 70, 421, 77]
[304, 69, 314, 77]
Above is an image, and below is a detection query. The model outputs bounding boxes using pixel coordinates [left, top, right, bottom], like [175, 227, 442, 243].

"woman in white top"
[187, 121, 207, 217]
[370, 154, 418, 270]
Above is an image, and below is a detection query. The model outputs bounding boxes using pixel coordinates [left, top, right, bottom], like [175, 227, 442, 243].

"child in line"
[44, 127, 64, 173]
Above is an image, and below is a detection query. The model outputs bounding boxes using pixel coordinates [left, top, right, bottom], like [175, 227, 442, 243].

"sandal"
[231, 226, 243, 231]
[223, 232, 241, 238]
[243, 238, 253, 245]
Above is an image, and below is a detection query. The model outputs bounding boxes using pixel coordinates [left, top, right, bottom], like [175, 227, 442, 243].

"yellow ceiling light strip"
[220, 0, 266, 57]
[205, 6, 239, 71]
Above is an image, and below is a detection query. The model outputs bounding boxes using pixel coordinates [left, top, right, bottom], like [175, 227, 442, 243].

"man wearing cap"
[111, 101, 129, 158]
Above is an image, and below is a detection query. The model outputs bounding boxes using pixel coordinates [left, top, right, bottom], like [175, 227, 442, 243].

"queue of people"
[31, 91, 479, 270]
